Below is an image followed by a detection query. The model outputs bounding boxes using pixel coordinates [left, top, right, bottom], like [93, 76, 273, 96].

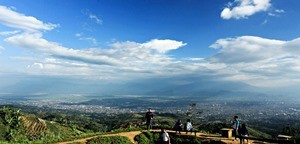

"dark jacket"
[238, 127, 249, 136]
[145, 111, 153, 121]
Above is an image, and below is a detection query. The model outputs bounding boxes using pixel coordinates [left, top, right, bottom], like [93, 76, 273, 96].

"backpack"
[232, 120, 240, 129]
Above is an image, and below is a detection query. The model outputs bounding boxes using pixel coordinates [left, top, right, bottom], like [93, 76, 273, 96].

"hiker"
[231, 115, 240, 140]
[160, 128, 171, 144]
[173, 119, 183, 134]
[238, 123, 250, 143]
[185, 119, 193, 134]
[145, 108, 154, 130]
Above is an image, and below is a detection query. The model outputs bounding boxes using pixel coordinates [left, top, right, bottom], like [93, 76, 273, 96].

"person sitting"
[173, 119, 183, 134]
[238, 123, 250, 143]
[184, 119, 193, 134]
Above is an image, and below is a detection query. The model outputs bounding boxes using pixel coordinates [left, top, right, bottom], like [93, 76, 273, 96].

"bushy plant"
[134, 133, 150, 144]
[0, 106, 28, 142]
[87, 136, 132, 144]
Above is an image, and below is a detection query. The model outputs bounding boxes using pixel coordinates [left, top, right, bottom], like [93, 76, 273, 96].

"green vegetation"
[248, 127, 272, 139]
[0, 105, 289, 143]
[87, 136, 132, 144]
[0, 106, 96, 143]
[0, 106, 27, 143]
[197, 122, 271, 139]
[198, 123, 230, 134]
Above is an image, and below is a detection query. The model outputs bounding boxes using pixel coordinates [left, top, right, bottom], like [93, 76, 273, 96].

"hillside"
[0, 106, 87, 143]
[0, 106, 298, 144]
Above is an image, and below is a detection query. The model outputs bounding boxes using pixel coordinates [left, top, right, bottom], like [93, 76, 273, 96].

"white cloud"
[31, 63, 44, 69]
[0, 5, 58, 31]
[142, 39, 187, 53]
[268, 9, 285, 17]
[4, 33, 123, 66]
[275, 9, 285, 13]
[208, 36, 300, 87]
[79, 37, 99, 46]
[268, 13, 276, 16]
[221, 0, 271, 19]
[4, 32, 188, 76]
[75, 33, 99, 46]
[0, 30, 20, 36]
[5, 30, 300, 88]
[82, 9, 103, 25]
[89, 14, 102, 24]
[182, 57, 205, 61]
[209, 36, 285, 63]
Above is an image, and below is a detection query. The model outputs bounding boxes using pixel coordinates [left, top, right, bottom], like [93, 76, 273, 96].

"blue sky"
[0, 0, 300, 95]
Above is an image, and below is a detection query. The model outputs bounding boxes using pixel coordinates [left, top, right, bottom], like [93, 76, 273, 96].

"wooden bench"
[173, 129, 198, 136]
[185, 129, 198, 136]
[278, 134, 292, 140]
[221, 128, 233, 138]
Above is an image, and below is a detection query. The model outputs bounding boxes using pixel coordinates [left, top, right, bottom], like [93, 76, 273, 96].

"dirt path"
[56, 131, 142, 144]
[57, 130, 264, 144]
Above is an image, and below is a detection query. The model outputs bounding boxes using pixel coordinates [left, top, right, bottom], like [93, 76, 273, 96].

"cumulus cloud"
[221, 0, 271, 19]
[4, 29, 300, 88]
[4, 32, 188, 75]
[208, 36, 300, 87]
[6, 29, 300, 87]
[142, 39, 187, 53]
[0, 5, 58, 31]
[209, 36, 285, 63]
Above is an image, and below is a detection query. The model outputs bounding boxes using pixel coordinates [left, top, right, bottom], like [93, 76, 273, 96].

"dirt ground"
[57, 129, 265, 144]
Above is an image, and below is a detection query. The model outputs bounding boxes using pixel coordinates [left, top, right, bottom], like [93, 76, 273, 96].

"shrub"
[134, 133, 150, 144]
[87, 136, 132, 144]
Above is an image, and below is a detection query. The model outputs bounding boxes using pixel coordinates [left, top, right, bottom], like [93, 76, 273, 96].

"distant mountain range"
[0, 74, 293, 102]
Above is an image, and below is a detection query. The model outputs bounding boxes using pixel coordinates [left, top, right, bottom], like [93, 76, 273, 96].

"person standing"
[231, 115, 240, 140]
[160, 128, 171, 144]
[145, 108, 154, 130]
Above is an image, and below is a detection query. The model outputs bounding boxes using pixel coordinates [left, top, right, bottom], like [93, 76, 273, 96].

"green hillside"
[0, 106, 86, 143]
[1, 106, 295, 144]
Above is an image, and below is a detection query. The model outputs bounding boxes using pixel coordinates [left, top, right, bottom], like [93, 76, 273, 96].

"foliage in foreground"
[87, 136, 132, 144]
[0, 106, 84, 143]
